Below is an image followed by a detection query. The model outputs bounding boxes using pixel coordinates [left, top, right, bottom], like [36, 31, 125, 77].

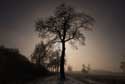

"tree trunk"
[60, 42, 66, 80]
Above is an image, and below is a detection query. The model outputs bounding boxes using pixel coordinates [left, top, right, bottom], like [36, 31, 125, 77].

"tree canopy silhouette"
[35, 3, 95, 80]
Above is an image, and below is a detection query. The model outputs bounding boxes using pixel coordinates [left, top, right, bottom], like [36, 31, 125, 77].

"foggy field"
[67, 71, 125, 84]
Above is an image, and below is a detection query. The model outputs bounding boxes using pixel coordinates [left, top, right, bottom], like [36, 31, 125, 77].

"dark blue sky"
[0, 0, 124, 72]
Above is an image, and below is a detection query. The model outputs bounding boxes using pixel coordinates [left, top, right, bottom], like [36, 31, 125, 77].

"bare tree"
[35, 3, 95, 80]
[31, 41, 53, 65]
[81, 64, 90, 73]
[67, 65, 72, 72]
[120, 54, 125, 73]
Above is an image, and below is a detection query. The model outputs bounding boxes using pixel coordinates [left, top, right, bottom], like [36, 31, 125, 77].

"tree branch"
[64, 36, 74, 42]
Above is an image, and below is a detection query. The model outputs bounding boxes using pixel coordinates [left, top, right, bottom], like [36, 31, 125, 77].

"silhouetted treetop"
[36, 3, 95, 44]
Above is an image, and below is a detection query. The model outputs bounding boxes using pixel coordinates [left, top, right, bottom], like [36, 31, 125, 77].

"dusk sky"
[0, 0, 124, 72]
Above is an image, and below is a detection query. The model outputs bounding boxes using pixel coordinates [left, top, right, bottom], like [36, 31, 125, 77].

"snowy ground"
[27, 76, 85, 84]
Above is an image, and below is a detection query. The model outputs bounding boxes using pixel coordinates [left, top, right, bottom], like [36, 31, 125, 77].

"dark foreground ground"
[1, 72, 125, 84]
[67, 71, 125, 84]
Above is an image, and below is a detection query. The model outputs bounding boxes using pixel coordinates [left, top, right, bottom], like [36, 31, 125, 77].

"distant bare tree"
[35, 3, 95, 80]
[81, 64, 87, 73]
[67, 65, 72, 72]
[87, 64, 91, 72]
[120, 54, 125, 73]
[81, 64, 90, 73]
